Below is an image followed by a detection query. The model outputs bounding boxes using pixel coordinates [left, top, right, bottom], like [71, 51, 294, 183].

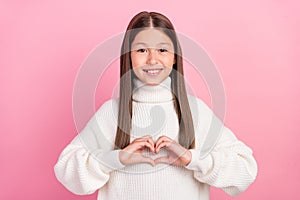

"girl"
[54, 11, 257, 200]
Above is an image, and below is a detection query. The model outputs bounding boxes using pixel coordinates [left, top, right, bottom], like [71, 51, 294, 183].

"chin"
[143, 77, 168, 86]
[145, 81, 160, 86]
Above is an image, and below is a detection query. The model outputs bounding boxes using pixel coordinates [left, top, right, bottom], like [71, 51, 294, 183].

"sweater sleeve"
[54, 99, 125, 195]
[185, 97, 258, 197]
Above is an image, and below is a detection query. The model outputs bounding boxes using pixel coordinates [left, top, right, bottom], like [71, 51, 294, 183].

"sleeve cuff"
[96, 150, 126, 173]
[185, 149, 213, 174]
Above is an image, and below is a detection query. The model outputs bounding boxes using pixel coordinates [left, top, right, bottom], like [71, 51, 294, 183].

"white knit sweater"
[54, 77, 257, 200]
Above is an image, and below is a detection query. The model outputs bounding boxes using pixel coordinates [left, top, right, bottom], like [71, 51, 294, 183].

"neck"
[132, 77, 174, 103]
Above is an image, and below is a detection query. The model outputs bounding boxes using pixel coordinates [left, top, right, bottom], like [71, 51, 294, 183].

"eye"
[159, 48, 168, 53]
[137, 49, 147, 53]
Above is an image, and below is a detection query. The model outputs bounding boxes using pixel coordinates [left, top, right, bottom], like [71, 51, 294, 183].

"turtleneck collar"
[132, 76, 174, 103]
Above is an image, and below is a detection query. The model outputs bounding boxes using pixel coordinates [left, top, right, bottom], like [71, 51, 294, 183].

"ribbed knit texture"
[54, 77, 258, 200]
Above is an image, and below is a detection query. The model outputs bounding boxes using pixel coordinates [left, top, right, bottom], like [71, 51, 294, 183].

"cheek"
[163, 55, 175, 68]
[130, 53, 144, 68]
[130, 53, 137, 68]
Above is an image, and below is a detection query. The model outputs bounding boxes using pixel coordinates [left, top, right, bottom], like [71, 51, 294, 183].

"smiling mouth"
[142, 68, 163, 76]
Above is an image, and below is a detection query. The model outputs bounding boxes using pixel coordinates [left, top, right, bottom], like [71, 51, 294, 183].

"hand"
[119, 135, 156, 166]
[154, 136, 192, 167]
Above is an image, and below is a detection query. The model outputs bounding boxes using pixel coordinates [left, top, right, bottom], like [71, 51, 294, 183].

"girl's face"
[130, 28, 176, 85]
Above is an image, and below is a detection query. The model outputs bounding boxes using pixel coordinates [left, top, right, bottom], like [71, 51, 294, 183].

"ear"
[173, 57, 176, 64]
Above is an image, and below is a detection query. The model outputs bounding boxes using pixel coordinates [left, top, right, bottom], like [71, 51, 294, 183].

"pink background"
[1, 0, 299, 199]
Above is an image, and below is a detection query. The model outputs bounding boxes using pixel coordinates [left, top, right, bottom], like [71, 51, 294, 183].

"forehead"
[131, 28, 174, 48]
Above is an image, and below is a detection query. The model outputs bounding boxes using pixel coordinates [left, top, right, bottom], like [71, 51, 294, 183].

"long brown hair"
[114, 11, 195, 149]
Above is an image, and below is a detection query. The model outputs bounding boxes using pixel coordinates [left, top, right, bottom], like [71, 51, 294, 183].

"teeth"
[144, 69, 161, 74]
[148, 70, 159, 73]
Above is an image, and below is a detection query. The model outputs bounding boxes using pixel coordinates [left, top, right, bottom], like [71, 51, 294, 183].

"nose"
[146, 49, 158, 65]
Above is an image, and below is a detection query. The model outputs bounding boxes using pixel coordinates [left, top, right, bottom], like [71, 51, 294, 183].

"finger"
[133, 135, 151, 142]
[142, 156, 155, 166]
[141, 135, 154, 141]
[155, 136, 172, 148]
[154, 156, 170, 165]
[134, 155, 155, 166]
[142, 135, 152, 139]
[126, 141, 152, 153]
[133, 137, 146, 142]
[135, 136, 154, 145]
[155, 141, 171, 153]
[155, 135, 166, 145]
[137, 141, 155, 153]
[155, 136, 166, 149]
[145, 137, 155, 151]
[157, 135, 170, 140]
[139, 136, 155, 153]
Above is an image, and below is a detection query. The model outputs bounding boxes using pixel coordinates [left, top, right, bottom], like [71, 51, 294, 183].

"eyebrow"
[131, 42, 172, 47]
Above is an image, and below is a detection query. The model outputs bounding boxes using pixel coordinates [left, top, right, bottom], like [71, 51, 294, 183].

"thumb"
[154, 156, 170, 165]
[140, 156, 155, 166]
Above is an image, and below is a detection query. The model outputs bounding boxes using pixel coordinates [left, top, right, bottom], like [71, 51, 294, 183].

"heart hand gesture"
[119, 135, 156, 166]
[119, 135, 192, 167]
[154, 135, 192, 167]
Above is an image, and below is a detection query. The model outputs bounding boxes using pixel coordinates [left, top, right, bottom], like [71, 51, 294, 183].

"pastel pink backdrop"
[1, 0, 299, 199]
